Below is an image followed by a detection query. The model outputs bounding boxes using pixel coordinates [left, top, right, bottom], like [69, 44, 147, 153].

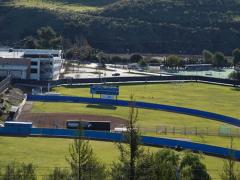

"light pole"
[126, 49, 130, 72]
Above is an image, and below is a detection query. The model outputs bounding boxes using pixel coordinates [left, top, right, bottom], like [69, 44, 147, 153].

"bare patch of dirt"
[17, 101, 128, 129]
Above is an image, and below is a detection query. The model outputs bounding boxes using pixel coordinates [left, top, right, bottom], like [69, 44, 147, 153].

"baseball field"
[1, 82, 240, 179]
[28, 82, 240, 148]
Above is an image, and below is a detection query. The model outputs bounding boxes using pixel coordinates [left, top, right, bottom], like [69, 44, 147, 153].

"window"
[23, 54, 39, 58]
[31, 61, 38, 66]
[52, 54, 59, 57]
[31, 68, 38, 73]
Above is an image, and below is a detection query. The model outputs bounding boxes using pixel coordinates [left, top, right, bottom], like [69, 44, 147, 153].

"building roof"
[0, 51, 24, 58]
[24, 49, 61, 55]
[0, 48, 61, 58]
[4, 121, 32, 125]
[0, 57, 30, 66]
[185, 64, 212, 67]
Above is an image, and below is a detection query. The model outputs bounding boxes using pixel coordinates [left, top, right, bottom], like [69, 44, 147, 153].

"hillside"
[1, 0, 240, 54]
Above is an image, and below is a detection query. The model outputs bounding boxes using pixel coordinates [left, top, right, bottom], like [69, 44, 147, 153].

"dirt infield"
[17, 102, 127, 129]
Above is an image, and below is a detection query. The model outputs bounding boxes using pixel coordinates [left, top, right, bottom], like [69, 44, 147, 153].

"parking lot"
[63, 63, 162, 79]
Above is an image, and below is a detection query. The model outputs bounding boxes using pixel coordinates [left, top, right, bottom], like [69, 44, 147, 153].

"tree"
[221, 137, 240, 180]
[229, 71, 240, 81]
[136, 149, 179, 180]
[180, 152, 211, 180]
[111, 95, 143, 180]
[96, 52, 108, 68]
[44, 167, 71, 180]
[202, 50, 213, 64]
[229, 71, 240, 87]
[111, 56, 122, 64]
[165, 55, 181, 68]
[2, 162, 36, 180]
[232, 48, 240, 67]
[138, 59, 148, 68]
[36, 26, 61, 49]
[65, 37, 93, 60]
[130, 54, 143, 63]
[213, 52, 227, 68]
[135, 149, 211, 180]
[23, 36, 37, 49]
[66, 128, 106, 180]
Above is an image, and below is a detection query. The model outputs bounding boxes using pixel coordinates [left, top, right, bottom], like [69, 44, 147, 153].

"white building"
[0, 48, 64, 80]
[0, 57, 30, 79]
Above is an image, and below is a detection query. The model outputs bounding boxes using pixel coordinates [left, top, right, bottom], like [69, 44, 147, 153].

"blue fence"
[27, 95, 240, 127]
[28, 129, 240, 160]
[0, 126, 31, 136]
[0, 127, 239, 160]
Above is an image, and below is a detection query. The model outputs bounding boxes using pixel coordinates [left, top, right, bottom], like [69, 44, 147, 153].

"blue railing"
[27, 95, 240, 127]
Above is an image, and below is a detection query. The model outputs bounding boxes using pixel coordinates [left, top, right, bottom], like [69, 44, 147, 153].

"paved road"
[63, 63, 170, 79]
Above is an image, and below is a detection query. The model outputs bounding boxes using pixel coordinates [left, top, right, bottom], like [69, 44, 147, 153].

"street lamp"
[126, 49, 130, 72]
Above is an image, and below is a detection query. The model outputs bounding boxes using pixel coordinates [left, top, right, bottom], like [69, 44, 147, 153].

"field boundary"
[0, 127, 239, 160]
[11, 75, 240, 88]
[27, 95, 240, 127]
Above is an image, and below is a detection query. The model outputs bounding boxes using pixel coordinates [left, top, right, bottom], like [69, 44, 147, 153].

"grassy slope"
[0, 136, 237, 179]
[1, 0, 240, 54]
[4, 0, 102, 13]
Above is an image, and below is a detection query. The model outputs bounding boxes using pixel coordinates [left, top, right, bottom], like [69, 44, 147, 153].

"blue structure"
[20, 94, 240, 160]
[27, 95, 240, 127]
[2, 121, 32, 136]
[90, 85, 119, 96]
[0, 127, 239, 160]
[29, 129, 240, 160]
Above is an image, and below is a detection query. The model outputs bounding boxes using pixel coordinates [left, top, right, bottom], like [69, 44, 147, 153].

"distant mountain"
[1, 0, 240, 54]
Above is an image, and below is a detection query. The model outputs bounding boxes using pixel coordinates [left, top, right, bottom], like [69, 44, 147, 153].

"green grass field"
[32, 102, 240, 149]
[1, 82, 240, 179]
[0, 136, 236, 179]
[31, 83, 240, 149]
[52, 83, 240, 118]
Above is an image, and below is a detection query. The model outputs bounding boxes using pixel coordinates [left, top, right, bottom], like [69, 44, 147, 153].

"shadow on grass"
[231, 87, 240, 91]
[86, 104, 117, 110]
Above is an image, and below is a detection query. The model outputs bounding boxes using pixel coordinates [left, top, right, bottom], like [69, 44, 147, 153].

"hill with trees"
[1, 0, 240, 54]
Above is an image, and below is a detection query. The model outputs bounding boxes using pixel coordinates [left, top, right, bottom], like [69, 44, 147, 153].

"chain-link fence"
[154, 125, 240, 137]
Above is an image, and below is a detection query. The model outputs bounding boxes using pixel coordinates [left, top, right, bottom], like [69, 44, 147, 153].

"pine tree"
[66, 128, 106, 180]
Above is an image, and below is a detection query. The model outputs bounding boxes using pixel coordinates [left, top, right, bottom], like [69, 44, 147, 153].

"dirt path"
[17, 102, 127, 129]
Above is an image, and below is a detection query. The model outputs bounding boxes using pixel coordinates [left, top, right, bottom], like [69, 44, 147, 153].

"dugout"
[66, 120, 111, 131]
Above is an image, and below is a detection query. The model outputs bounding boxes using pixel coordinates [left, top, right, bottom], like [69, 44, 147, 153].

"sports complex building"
[0, 48, 64, 80]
